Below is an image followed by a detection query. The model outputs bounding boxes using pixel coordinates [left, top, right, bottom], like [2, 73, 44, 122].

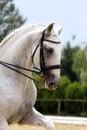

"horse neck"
[0, 29, 41, 70]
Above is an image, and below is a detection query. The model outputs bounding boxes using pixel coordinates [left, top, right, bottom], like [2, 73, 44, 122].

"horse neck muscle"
[0, 27, 41, 68]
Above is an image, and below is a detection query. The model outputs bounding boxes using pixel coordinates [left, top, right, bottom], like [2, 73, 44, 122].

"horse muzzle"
[44, 73, 60, 90]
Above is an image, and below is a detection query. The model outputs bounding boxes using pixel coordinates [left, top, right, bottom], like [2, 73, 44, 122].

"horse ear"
[57, 25, 63, 35]
[46, 23, 55, 34]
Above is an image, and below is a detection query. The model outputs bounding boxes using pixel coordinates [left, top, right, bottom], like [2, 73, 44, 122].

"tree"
[65, 82, 83, 115]
[61, 42, 80, 81]
[0, 0, 26, 42]
[72, 46, 87, 83]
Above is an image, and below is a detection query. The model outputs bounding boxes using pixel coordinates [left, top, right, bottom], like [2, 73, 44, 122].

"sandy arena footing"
[10, 116, 87, 130]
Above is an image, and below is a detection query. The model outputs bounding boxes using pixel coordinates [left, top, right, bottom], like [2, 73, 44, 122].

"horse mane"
[0, 24, 46, 48]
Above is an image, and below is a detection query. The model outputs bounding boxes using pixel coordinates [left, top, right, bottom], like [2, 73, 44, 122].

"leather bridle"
[0, 30, 61, 83]
[32, 30, 61, 76]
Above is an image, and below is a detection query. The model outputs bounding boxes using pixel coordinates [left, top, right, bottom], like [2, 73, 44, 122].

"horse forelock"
[0, 24, 46, 48]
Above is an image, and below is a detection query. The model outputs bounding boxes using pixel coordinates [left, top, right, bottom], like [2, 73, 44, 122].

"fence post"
[57, 100, 61, 115]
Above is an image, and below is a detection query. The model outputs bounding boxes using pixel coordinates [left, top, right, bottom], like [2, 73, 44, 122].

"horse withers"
[0, 23, 63, 130]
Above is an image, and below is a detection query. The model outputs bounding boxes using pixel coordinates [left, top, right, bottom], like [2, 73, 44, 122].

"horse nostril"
[49, 82, 55, 86]
[49, 80, 60, 88]
[45, 73, 60, 89]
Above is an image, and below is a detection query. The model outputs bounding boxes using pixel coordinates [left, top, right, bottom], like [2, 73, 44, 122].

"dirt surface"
[10, 123, 87, 130]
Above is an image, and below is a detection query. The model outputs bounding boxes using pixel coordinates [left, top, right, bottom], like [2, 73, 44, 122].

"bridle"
[0, 30, 61, 83]
[32, 30, 61, 76]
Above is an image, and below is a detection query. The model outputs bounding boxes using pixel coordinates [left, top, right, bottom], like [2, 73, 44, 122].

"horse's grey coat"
[0, 23, 62, 130]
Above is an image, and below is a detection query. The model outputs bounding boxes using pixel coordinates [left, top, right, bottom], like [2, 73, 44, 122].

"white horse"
[0, 23, 62, 130]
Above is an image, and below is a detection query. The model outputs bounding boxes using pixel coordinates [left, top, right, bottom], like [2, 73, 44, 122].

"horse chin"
[44, 81, 57, 90]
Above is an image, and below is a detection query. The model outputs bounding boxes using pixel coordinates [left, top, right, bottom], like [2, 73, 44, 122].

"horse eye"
[47, 48, 54, 54]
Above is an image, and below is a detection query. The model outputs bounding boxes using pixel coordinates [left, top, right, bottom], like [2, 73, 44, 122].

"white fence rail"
[47, 116, 87, 125]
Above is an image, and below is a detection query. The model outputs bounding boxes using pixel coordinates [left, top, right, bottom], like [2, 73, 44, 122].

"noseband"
[32, 30, 61, 76]
[0, 30, 61, 83]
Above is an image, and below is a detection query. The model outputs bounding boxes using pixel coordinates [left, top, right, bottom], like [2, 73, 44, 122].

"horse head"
[32, 23, 63, 90]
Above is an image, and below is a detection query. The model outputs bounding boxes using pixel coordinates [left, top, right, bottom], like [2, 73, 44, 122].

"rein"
[0, 61, 40, 83]
[0, 30, 61, 83]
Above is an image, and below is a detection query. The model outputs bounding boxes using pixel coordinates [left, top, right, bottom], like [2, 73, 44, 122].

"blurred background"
[0, 0, 87, 117]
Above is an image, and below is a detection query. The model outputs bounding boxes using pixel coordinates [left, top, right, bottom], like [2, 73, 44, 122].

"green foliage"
[61, 42, 80, 81]
[72, 46, 87, 81]
[82, 83, 87, 99]
[81, 83, 87, 115]
[57, 75, 71, 99]
[0, 0, 26, 42]
[80, 71, 87, 85]
[65, 82, 82, 99]
[65, 82, 83, 115]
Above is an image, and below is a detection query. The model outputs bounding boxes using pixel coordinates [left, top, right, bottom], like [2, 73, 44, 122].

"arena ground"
[10, 116, 87, 130]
